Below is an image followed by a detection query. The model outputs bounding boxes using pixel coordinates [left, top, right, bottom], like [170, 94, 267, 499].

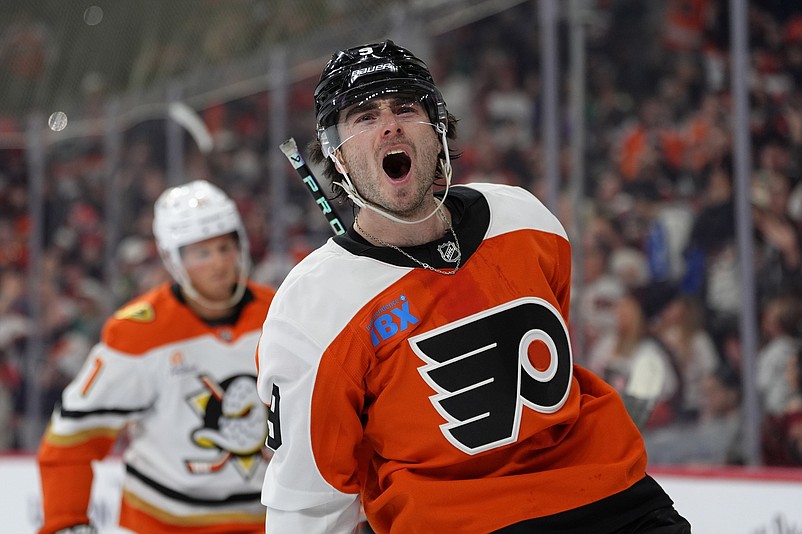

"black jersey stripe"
[334, 185, 489, 268]
[125, 464, 261, 505]
[59, 405, 151, 418]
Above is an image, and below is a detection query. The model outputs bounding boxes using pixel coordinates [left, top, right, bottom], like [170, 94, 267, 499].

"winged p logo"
[409, 297, 572, 455]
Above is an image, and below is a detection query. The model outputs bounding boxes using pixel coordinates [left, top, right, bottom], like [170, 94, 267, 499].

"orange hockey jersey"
[256, 183, 673, 533]
[38, 282, 275, 534]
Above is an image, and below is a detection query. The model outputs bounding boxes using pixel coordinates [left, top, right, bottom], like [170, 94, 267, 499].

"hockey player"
[38, 180, 276, 534]
[255, 40, 692, 533]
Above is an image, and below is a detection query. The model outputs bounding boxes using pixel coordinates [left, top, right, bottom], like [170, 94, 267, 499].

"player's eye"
[217, 241, 238, 255]
[353, 112, 377, 124]
[183, 248, 211, 262]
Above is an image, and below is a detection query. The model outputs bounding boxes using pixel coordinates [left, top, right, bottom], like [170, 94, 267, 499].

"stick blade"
[622, 351, 667, 429]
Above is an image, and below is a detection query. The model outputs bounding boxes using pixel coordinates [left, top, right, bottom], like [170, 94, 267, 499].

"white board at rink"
[2, 456, 802, 533]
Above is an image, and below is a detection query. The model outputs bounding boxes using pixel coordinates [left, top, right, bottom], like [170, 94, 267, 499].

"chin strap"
[331, 124, 453, 225]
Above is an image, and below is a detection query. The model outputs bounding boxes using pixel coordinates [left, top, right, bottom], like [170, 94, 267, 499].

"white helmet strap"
[331, 125, 453, 225]
[162, 236, 251, 311]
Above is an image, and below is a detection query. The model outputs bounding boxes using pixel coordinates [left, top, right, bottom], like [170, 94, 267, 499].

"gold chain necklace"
[354, 209, 461, 275]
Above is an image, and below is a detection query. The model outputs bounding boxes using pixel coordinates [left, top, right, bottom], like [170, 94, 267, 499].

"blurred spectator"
[645, 363, 744, 466]
[683, 159, 739, 329]
[752, 168, 802, 304]
[114, 235, 164, 302]
[0, 268, 29, 449]
[762, 347, 802, 466]
[0, 345, 21, 450]
[457, 131, 522, 186]
[638, 184, 695, 285]
[662, 0, 713, 53]
[609, 246, 650, 290]
[588, 290, 681, 429]
[614, 97, 684, 184]
[681, 93, 730, 179]
[0, 182, 29, 269]
[430, 34, 477, 140]
[479, 49, 535, 151]
[575, 233, 625, 358]
[652, 293, 721, 421]
[1, 0, 802, 467]
[756, 293, 801, 417]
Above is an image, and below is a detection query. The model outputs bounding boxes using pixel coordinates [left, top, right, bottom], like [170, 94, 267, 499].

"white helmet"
[152, 180, 251, 309]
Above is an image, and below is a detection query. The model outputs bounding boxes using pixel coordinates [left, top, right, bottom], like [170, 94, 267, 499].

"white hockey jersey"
[38, 282, 275, 534]
[257, 184, 674, 533]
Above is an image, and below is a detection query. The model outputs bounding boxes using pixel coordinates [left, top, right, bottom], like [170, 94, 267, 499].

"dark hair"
[768, 294, 802, 337]
[712, 363, 741, 393]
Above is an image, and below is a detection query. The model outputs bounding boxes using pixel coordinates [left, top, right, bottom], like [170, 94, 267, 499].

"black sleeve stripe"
[126, 464, 261, 505]
[59, 406, 151, 418]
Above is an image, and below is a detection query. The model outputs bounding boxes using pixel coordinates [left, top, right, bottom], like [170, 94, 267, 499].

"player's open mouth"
[383, 150, 411, 180]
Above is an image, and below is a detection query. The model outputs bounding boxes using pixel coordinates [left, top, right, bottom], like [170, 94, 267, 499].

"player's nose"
[376, 110, 403, 137]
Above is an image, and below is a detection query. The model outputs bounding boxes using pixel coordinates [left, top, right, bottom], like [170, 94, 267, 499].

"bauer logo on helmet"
[350, 63, 398, 84]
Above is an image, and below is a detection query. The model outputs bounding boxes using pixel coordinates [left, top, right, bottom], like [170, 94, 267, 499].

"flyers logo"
[113, 301, 155, 322]
[410, 297, 572, 455]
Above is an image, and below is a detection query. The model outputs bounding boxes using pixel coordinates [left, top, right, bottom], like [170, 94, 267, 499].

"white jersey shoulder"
[265, 183, 566, 355]
[264, 239, 409, 358]
[461, 182, 568, 240]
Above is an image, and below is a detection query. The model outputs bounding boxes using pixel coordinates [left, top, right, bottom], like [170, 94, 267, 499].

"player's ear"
[333, 151, 348, 175]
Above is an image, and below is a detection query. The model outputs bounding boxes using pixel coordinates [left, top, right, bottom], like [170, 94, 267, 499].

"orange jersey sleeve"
[37, 430, 119, 533]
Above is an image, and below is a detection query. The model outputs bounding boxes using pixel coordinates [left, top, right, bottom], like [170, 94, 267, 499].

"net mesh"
[0, 2, 359, 122]
[0, 0, 517, 131]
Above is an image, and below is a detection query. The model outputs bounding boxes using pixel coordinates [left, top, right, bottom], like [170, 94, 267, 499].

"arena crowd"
[1, 0, 802, 466]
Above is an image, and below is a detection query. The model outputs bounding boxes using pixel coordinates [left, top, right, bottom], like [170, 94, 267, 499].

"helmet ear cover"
[314, 40, 448, 158]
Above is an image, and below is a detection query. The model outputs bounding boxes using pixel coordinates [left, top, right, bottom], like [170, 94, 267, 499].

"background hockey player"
[255, 40, 692, 533]
[38, 180, 276, 534]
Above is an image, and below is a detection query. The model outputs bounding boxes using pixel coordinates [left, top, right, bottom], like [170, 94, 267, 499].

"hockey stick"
[279, 137, 346, 236]
[167, 101, 214, 154]
[620, 350, 668, 429]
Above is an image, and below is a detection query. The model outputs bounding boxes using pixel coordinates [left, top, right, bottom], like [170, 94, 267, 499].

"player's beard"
[341, 130, 442, 220]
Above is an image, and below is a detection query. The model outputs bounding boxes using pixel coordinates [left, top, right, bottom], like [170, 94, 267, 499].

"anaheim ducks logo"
[185, 374, 271, 478]
[113, 301, 155, 322]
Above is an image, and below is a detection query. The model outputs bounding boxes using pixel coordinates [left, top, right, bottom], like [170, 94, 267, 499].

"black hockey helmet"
[314, 40, 448, 157]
